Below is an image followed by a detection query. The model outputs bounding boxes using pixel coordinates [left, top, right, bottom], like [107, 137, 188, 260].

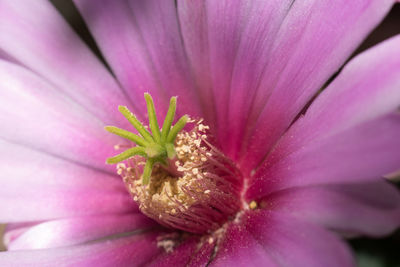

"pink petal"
[178, 0, 253, 142]
[8, 214, 155, 250]
[240, 211, 355, 267]
[0, 187, 134, 222]
[276, 35, 400, 156]
[247, 113, 400, 198]
[212, 210, 354, 266]
[176, 1, 216, 127]
[186, 241, 215, 267]
[0, 61, 124, 172]
[0, 0, 131, 127]
[264, 181, 400, 237]
[178, 0, 298, 156]
[248, 35, 400, 197]
[147, 238, 201, 266]
[0, 140, 126, 192]
[0, 140, 136, 222]
[223, 0, 300, 158]
[0, 232, 162, 266]
[3, 223, 40, 248]
[73, 0, 202, 119]
[211, 210, 354, 267]
[241, 0, 395, 171]
[210, 222, 279, 267]
[0, 48, 17, 63]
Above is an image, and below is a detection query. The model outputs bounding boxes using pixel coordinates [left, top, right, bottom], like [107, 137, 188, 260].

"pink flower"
[0, 0, 400, 266]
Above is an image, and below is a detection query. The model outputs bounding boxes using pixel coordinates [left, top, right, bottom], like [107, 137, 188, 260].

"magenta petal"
[176, 1, 216, 127]
[8, 214, 155, 250]
[147, 238, 200, 266]
[211, 222, 279, 267]
[186, 241, 215, 267]
[217, 210, 355, 267]
[212, 210, 354, 266]
[241, 0, 395, 171]
[265, 181, 400, 237]
[0, 61, 123, 172]
[276, 35, 400, 156]
[0, 232, 162, 266]
[177, 0, 296, 156]
[223, 0, 299, 158]
[0, 0, 131, 126]
[248, 113, 400, 198]
[74, 0, 201, 119]
[248, 35, 400, 197]
[250, 211, 355, 267]
[178, 0, 252, 145]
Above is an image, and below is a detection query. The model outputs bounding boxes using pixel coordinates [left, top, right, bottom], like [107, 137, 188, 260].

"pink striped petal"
[0, 48, 17, 63]
[178, 0, 253, 143]
[0, 140, 125, 191]
[0, 0, 131, 126]
[241, 0, 395, 171]
[0, 232, 162, 266]
[176, 1, 216, 127]
[0, 187, 134, 222]
[248, 113, 400, 198]
[8, 214, 155, 250]
[73, 0, 202, 119]
[248, 35, 400, 197]
[211, 222, 279, 267]
[179, 0, 395, 162]
[224, 0, 298, 158]
[271, 35, 400, 157]
[264, 181, 400, 237]
[0, 61, 124, 172]
[212, 210, 354, 266]
[239, 211, 355, 267]
[0, 140, 135, 222]
[177, 1, 296, 155]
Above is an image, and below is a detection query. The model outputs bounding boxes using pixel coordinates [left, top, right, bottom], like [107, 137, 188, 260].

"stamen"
[117, 119, 243, 234]
[107, 94, 244, 234]
[249, 200, 258, 210]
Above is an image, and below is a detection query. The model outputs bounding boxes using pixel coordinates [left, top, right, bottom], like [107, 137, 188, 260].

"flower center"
[106, 94, 243, 234]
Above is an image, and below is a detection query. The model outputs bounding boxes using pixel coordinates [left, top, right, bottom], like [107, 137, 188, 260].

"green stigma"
[105, 93, 188, 185]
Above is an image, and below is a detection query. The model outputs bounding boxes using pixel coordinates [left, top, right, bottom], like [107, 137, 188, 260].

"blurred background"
[1, 1, 399, 266]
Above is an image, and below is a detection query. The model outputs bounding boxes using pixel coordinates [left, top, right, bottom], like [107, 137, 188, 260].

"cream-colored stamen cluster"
[117, 119, 243, 234]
